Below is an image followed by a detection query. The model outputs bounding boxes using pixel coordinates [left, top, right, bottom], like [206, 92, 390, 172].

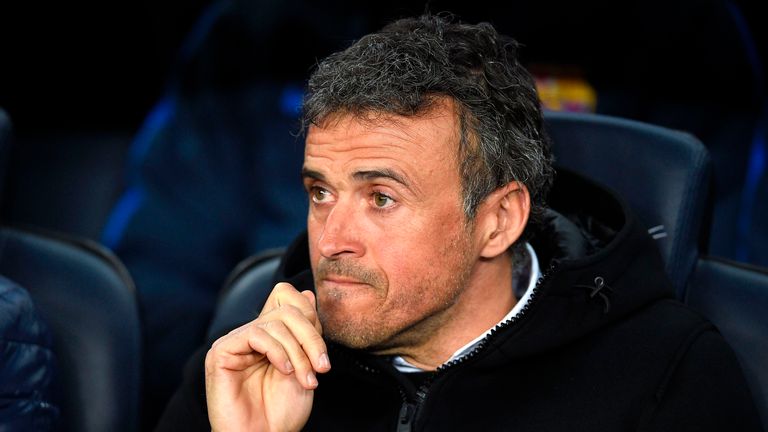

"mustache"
[315, 259, 385, 287]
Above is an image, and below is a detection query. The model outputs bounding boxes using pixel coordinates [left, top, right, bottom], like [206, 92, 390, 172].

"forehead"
[304, 100, 461, 167]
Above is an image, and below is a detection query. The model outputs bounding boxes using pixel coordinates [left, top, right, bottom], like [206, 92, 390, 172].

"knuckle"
[208, 337, 226, 355]
[256, 319, 285, 333]
[304, 332, 326, 349]
[273, 282, 295, 296]
[280, 304, 304, 317]
[227, 320, 252, 336]
[289, 353, 312, 371]
[205, 347, 229, 372]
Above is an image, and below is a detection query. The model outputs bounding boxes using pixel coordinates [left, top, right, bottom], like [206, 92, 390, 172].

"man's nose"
[316, 200, 364, 259]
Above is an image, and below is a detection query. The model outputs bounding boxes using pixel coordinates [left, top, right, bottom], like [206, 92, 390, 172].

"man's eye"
[311, 187, 331, 203]
[372, 192, 394, 208]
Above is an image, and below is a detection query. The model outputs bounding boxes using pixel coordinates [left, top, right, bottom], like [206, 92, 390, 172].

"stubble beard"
[315, 228, 476, 354]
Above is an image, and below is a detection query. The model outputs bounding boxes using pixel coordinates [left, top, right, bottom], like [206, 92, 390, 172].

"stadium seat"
[687, 257, 768, 426]
[545, 112, 767, 423]
[0, 227, 141, 432]
[207, 248, 283, 340]
[544, 111, 711, 297]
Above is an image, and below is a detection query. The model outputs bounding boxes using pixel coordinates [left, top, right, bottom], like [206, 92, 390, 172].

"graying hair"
[302, 14, 554, 239]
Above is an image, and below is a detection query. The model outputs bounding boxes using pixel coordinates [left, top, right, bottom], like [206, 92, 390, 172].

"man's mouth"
[322, 275, 369, 286]
[315, 258, 385, 288]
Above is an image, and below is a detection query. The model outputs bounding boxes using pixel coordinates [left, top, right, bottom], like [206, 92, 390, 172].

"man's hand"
[205, 282, 331, 432]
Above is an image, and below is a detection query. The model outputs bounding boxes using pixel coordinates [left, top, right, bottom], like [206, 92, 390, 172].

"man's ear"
[476, 181, 530, 259]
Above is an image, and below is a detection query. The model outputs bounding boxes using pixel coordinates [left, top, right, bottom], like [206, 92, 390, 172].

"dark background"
[0, 0, 766, 262]
[1, 0, 764, 135]
[0, 0, 209, 133]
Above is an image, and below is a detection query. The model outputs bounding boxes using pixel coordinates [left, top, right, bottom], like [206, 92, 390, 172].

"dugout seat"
[686, 257, 768, 426]
[0, 227, 141, 432]
[544, 111, 711, 297]
[206, 248, 283, 340]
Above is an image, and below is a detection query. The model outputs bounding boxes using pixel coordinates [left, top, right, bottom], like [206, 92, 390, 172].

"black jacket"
[0, 275, 59, 429]
[157, 171, 761, 431]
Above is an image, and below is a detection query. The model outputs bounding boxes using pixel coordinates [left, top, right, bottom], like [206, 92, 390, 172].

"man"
[157, 15, 761, 431]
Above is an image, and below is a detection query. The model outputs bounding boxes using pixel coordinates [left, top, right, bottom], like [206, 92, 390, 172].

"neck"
[393, 253, 516, 370]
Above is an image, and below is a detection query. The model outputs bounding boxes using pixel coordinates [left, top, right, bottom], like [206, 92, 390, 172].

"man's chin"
[322, 322, 379, 350]
[319, 310, 386, 350]
[317, 289, 381, 326]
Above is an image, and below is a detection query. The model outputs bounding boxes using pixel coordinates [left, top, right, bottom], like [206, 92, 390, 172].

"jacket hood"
[493, 168, 675, 357]
[274, 168, 675, 358]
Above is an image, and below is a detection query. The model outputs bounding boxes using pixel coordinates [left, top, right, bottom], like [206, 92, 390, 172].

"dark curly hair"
[302, 14, 554, 238]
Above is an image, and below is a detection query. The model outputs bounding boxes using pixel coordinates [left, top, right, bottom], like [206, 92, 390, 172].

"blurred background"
[0, 0, 765, 257]
[1, 0, 765, 429]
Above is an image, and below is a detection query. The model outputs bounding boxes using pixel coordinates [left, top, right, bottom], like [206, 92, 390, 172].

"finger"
[211, 317, 270, 349]
[256, 320, 320, 389]
[207, 327, 295, 375]
[213, 304, 330, 384]
[261, 283, 320, 326]
[262, 304, 330, 374]
[300, 290, 316, 308]
[300, 290, 322, 334]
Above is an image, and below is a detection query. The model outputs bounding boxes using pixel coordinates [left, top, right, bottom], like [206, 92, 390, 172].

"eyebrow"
[301, 168, 325, 182]
[302, 167, 410, 187]
[352, 169, 411, 188]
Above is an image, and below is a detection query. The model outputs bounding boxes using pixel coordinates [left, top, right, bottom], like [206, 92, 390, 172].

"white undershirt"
[392, 243, 541, 373]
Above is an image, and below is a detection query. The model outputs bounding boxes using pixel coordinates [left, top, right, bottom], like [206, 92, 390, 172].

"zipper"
[396, 400, 416, 432]
[393, 261, 559, 431]
[396, 386, 427, 432]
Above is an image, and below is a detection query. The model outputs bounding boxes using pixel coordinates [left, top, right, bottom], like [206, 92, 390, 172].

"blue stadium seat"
[687, 257, 768, 426]
[545, 111, 711, 297]
[0, 227, 142, 432]
[546, 112, 768, 425]
[207, 249, 283, 340]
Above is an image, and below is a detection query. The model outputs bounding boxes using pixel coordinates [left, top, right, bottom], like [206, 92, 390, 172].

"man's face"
[303, 100, 482, 353]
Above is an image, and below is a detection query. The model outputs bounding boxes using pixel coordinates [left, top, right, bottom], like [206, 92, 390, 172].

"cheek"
[377, 213, 470, 284]
[395, 207, 467, 254]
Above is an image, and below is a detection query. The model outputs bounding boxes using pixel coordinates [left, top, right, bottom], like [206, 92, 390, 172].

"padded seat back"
[0, 227, 141, 432]
[687, 257, 768, 427]
[207, 249, 283, 341]
[545, 111, 711, 296]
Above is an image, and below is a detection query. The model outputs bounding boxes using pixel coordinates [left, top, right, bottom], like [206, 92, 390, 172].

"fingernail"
[285, 361, 294, 372]
[318, 353, 330, 369]
[307, 372, 318, 387]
